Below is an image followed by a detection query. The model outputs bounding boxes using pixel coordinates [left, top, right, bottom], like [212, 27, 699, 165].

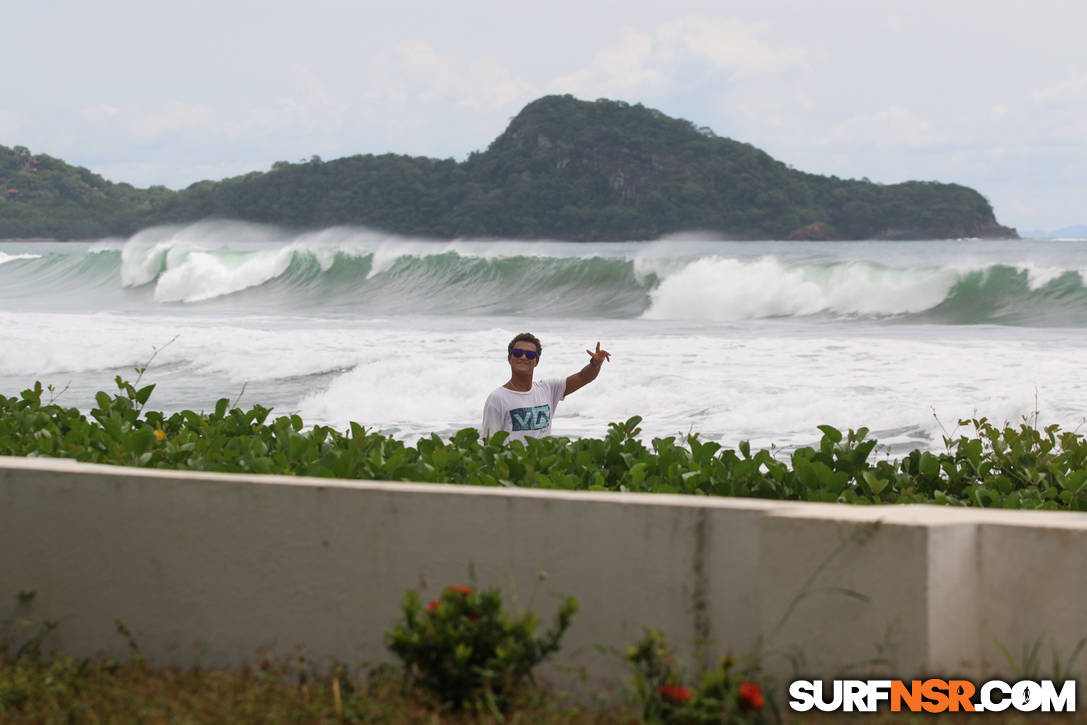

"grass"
[0, 655, 630, 724]
[3, 655, 1085, 724]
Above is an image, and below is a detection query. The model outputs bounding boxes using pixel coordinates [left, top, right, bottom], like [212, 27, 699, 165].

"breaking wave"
[3, 221, 1087, 326]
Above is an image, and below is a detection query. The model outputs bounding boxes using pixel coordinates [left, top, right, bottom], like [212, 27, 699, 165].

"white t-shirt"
[481, 378, 566, 443]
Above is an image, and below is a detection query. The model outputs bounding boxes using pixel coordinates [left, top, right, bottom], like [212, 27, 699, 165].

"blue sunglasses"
[510, 349, 538, 359]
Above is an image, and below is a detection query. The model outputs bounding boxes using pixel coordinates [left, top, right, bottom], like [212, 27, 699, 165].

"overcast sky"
[4, 0, 1083, 231]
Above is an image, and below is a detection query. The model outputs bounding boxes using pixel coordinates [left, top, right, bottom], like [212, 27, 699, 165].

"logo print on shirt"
[510, 404, 551, 431]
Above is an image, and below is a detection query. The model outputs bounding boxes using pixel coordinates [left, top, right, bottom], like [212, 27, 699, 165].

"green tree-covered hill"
[0, 95, 1017, 241]
[0, 145, 173, 239]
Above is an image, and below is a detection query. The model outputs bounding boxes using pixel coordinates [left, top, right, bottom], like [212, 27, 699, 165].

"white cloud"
[236, 66, 349, 138]
[80, 101, 218, 144]
[1006, 198, 1038, 221]
[1025, 73, 1087, 144]
[734, 87, 817, 132]
[79, 105, 121, 123]
[1032, 73, 1087, 105]
[658, 17, 805, 78]
[550, 17, 807, 101]
[820, 106, 943, 150]
[0, 110, 21, 139]
[74, 67, 349, 150]
[129, 101, 219, 142]
[551, 30, 671, 98]
[366, 41, 539, 110]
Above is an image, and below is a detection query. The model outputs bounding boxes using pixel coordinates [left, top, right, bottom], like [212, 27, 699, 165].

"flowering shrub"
[627, 629, 777, 724]
[660, 683, 694, 704]
[738, 681, 765, 711]
[385, 584, 577, 713]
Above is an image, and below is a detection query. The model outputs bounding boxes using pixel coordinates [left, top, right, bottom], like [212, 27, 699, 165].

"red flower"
[658, 684, 693, 704]
[739, 681, 764, 710]
[427, 600, 440, 612]
[445, 585, 472, 596]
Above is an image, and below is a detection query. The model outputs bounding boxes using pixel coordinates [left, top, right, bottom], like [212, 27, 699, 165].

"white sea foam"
[87, 238, 127, 253]
[0, 252, 40, 264]
[368, 243, 424, 278]
[289, 319, 1087, 451]
[3, 306, 1086, 453]
[642, 256, 961, 320]
[152, 248, 295, 303]
[4, 235, 1087, 454]
[120, 240, 175, 287]
[1024, 264, 1072, 289]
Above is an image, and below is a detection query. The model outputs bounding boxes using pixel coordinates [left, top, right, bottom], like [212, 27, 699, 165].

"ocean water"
[2, 220, 1086, 453]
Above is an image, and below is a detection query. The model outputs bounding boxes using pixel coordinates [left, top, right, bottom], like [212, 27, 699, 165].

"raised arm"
[564, 342, 611, 397]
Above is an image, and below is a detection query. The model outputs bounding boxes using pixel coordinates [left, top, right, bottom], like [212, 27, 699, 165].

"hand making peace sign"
[586, 341, 611, 367]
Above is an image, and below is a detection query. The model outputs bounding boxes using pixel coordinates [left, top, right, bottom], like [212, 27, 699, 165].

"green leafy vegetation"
[3, 378, 1086, 510]
[386, 584, 577, 713]
[0, 96, 1016, 241]
[0, 145, 171, 239]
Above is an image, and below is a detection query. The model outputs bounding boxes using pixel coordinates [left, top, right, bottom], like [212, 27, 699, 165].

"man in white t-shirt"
[480, 332, 611, 443]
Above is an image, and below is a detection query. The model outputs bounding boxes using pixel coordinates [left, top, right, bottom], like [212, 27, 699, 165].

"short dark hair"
[508, 332, 542, 356]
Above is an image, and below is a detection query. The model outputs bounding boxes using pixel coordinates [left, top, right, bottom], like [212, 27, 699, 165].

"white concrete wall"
[3, 456, 1086, 694]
